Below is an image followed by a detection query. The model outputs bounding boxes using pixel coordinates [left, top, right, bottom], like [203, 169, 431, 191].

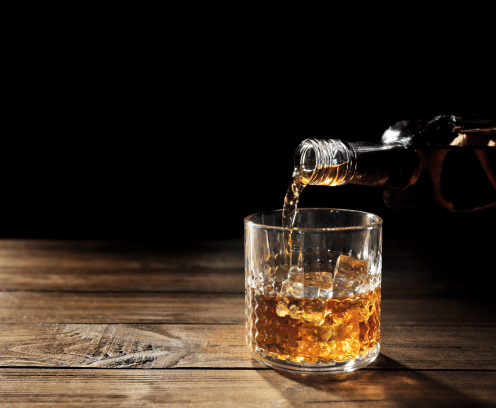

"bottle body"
[294, 114, 496, 213]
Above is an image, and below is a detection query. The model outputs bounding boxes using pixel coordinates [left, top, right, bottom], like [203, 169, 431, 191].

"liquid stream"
[251, 158, 380, 364]
[282, 162, 349, 265]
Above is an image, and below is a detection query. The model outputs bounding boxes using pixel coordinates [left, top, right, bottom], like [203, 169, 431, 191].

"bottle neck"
[295, 139, 420, 189]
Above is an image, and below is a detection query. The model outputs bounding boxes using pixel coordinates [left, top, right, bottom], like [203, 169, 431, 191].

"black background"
[3, 35, 495, 244]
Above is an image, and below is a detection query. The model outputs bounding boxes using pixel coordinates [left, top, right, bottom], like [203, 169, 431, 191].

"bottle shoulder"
[381, 114, 496, 148]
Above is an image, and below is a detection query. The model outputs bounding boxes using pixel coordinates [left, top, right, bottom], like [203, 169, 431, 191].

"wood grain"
[0, 324, 495, 370]
[0, 292, 244, 324]
[1, 291, 495, 325]
[1, 369, 495, 407]
[1, 238, 495, 407]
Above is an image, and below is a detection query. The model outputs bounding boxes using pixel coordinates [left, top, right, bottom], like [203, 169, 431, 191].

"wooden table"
[1, 238, 495, 407]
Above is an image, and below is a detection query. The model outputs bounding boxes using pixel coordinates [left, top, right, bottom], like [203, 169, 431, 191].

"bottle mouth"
[294, 139, 356, 186]
[296, 139, 317, 177]
[295, 139, 330, 182]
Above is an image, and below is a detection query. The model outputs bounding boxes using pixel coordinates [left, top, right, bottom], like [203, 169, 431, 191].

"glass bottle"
[292, 114, 496, 213]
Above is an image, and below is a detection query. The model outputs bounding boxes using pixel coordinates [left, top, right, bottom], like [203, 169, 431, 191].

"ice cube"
[275, 266, 301, 317]
[333, 255, 370, 298]
[276, 266, 333, 325]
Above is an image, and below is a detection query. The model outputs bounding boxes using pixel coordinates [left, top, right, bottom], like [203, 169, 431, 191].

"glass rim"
[244, 208, 383, 232]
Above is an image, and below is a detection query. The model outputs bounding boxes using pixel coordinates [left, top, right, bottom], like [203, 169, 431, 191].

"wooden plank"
[0, 266, 244, 293]
[0, 292, 244, 324]
[0, 324, 495, 370]
[1, 369, 495, 407]
[0, 239, 246, 293]
[0, 239, 244, 271]
[0, 324, 254, 369]
[1, 292, 495, 325]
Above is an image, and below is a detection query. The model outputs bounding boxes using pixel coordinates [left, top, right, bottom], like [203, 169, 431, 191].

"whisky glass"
[245, 208, 382, 373]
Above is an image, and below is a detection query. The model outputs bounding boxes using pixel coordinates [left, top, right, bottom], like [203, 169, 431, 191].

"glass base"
[250, 343, 380, 373]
